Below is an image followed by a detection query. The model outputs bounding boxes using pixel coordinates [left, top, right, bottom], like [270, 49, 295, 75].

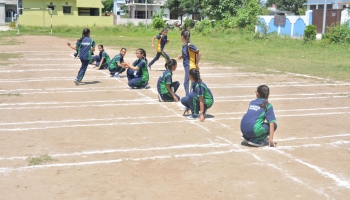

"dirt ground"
[0, 36, 349, 200]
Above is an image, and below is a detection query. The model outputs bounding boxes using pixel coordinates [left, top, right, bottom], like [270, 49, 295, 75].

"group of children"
[67, 28, 277, 147]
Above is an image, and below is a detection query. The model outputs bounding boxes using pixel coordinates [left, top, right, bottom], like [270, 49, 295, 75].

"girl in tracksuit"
[157, 59, 180, 102]
[148, 29, 170, 70]
[181, 68, 213, 122]
[108, 48, 127, 77]
[124, 48, 149, 89]
[240, 85, 277, 147]
[68, 28, 95, 85]
[93, 45, 110, 70]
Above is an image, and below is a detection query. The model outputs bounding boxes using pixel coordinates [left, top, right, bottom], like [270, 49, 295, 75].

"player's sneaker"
[74, 79, 79, 86]
[247, 139, 268, 147]
[158, 94, 164, 102]
[241, 136, 249, 143]
[187, 114, 198, 120]
[147, 65, 151, 70]
[180, 106, 187, 111]
[143, 84, 150, 89]
[113, 74, 122, 78]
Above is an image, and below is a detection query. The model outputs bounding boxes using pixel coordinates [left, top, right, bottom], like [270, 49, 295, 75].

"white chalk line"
[267, 69, 333, 82]
[270, 148, 350, 190]
[270, 140, 350, 150]
[216, 136, 328, 197]
[1, 111, 349, 131]
[0, 141, 233, 161]
[278, 133, 350, 142]
[0, 148, 243, 174]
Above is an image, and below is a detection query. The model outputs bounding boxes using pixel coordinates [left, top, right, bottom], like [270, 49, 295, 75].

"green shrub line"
[4, 24, 350, 82]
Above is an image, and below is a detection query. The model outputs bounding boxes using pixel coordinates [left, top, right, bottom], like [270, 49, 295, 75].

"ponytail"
[165, 59, 177, 70]
[79, 28, 90, 42]
[189, 68, 202, 83]
[137, 48, 148, 65]
[181, 30, 190, 44]
[257, 85, 270, 109]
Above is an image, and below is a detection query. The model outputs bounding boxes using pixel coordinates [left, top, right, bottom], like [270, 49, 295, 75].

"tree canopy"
[266, 0, 306, 14]
[102, 0, 114, 13]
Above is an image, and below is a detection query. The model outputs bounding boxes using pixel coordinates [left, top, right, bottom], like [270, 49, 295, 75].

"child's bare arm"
[166, 84, 178, 102]
[151, 36, 156, 47]
[199, 96, 205, 122]
[196, 50, 201, 69]
[269, 123, 276, 147]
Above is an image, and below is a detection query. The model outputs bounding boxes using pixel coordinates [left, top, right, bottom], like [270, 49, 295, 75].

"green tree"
[165, 0, 202, 25]
[102, 0, 114, 13]
[202, 0, 243, 20]
[266, 0, 306, 15]
[234, 0, 263, 30]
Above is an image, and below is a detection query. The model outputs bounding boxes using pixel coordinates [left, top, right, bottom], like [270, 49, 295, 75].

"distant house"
[0, 0, 18, 25]
[20, 0, 113, 26]
[304, 0, 350, 10]
[113, 0, 126, 16]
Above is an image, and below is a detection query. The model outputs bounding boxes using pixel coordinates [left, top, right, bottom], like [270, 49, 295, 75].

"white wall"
[0, 3, 5, 25]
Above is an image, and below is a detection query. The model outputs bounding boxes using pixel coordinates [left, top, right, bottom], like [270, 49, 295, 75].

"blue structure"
[280, 19, 292, 35]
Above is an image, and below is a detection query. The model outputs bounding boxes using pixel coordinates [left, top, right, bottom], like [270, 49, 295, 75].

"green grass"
[27, 154, 56, 166]
[0, 92, 20, 97]
[13, 25, 350, 82]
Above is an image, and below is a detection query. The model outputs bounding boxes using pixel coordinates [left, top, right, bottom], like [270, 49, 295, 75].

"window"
[318, 5, 324, 9]
[63, 6, 71, 14]
[135, 11, 145, 19]
[47, 6, 55, 11]
[327, 4, 332, 9]
[310, 5, 316, 10]
[78, 8, 100, 16]
[6, 9, 16, 17]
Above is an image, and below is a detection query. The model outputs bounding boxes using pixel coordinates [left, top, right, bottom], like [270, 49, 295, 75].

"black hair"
[137, 48, 148, 64]
[181, 30, 190, 44]
[120, 48, 127, 51]
[257, 85, 270, 109]
[98, 44, 104, 49]
[159, 28, 168, 35]
[79, 28, 90, 42]
[165, 59, 177, 70]
[189, 68, 202, 83]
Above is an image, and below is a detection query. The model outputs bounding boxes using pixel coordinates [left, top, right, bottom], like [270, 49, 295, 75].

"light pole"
[322, 0, 327, 34]
[145, 0, 148, 28]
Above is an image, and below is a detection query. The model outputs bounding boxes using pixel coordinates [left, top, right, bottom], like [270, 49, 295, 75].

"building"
[0, 0, 18, 25]
[304, 0, 350, 10]
[113, 0, 125, 15]
[20, 0, 113, 26]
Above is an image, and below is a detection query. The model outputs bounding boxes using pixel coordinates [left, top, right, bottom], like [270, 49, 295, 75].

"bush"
[234, 0, 262, 31]
[304, 25, 316, 42]
[152, 17, 165, 29]
[194, 20, 212, 33]
[322, 23, 350, 44]
[8, 22, 16, 28]
[138, 22, 146, 28]
[183, 18, 195, 30]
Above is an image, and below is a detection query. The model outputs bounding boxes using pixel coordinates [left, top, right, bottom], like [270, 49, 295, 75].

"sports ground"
[0, 35, 349, 199]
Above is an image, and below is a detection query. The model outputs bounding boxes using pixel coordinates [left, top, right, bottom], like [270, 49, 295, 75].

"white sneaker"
[113, 74, 121, 78]
[147, 65, 151, 70]
[158, 94, 164, 102]
[247, 140, 269, 147]
[143, 84, 150, 89]
[74, 80, 79, 85]
[187, 114, 198, 120]
[180, 106, 187, 111]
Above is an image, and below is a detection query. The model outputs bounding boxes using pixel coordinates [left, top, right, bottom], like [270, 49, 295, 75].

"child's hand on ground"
[178, 55, 182, 60]
[173, 96, 178, 102]
[183, 108, 190, 116]
[199, 113, 205, 122]
[269, 138, 276, 147]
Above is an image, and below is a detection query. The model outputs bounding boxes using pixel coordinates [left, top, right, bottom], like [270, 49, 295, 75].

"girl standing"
[178, 30, 201, 98]
[109, 48, 127, 78]
[240, 85, 277, 147]
[157, 59, 180, 102]
[68, 28, 96, 85]
[124, 48, 150, 89]
[93, 45, 111, 70]
[181, 69, 213, 122]
[148, 29, 170, 70]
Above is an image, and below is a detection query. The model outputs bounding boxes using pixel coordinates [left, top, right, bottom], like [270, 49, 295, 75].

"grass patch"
[16, 25, 350, 82]
[0, 31, 20, 45]
[27, 154, 57, 166]
[0, 92, 20, 97]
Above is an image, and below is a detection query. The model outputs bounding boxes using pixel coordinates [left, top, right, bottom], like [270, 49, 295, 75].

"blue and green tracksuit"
[127, 58, 149, 88]
[240, 98, 277, 143]
[108, 53, 124, 75]
[181, 81, 214, 115]
[75, 36, 95, 82]
[93, 50, 110, 69]
[182, 43, 199, 96]
[157, 69, 180, 102]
